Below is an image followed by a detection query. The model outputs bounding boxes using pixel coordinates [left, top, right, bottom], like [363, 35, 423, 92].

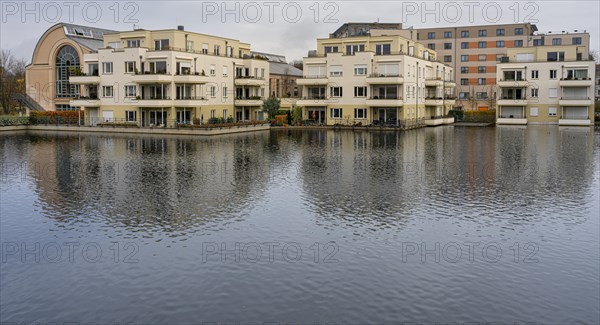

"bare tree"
[589, 50, 600, 63]
[289, 59, 303, 71]
[0, 50, 27, 114]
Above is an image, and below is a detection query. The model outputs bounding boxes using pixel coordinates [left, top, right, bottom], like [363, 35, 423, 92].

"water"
[1, 126, 598, 324]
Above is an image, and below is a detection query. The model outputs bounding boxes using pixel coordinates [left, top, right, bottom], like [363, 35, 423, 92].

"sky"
[1, 0, 599, 64]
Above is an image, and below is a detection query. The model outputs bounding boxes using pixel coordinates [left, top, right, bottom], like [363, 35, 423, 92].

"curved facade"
[25, 23, 114, 110]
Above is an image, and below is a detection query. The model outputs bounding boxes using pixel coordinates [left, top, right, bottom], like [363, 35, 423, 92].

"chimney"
[177, 25, 184, 31]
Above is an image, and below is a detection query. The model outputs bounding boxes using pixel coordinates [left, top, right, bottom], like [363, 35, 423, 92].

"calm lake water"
[1, 126, 599, 324]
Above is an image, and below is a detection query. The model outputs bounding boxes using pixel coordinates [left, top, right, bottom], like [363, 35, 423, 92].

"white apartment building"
[69, 26, 269, 126]
[496, 45, 595, 126]
[297, 24, 455, 127]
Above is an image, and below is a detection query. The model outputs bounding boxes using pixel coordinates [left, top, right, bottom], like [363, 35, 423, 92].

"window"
[478, 41, 486, 48]
[102, 62, 113, 74]
[515, 40, 523, 47]
[548, 52, 565, 62]
[354, 65, 367, 75]
[330, 108, 342, 118]
[566, 69, 588, 79]
[444, 55, 452, 62]
[377, 64, 399, 76]
[478, 78, 486, 85]
[478, 54, 487, 61]
[125, 61, 136, 73]
[324, 46, 339, 54]
[375, 44, 391, 55]
[222, 86, 228, 98]
[478, 30, 487, 37]
[461, 55, 469, 62]
[459, 92, 469, 99]
[515, 28, 524, 35]
[427, 43, 435, 50]
[214, 45, 220, 55]
[223, 109, 228, 119]
[211, 109, 216, 118]
[202, 43, 209, 54]
[126, 111, 137, 122]
[210, 65, 215, 76]
[530, 107, 538, 116]
[329, 65, 343, 77]
[124, 85, 136, 97]
[108, 42, 120, 49]
[461, 42, 469, 49]
[496, 29, 505, 36]
[354, 108, 367, 119]
[222, 65, 228, 77]
[154, 39, 169, 50]
[126, 39, 140, 48]
[533, 39, 544, 46]
[210, 86, 216, 97]
[261, 68, 265, 78]
[345, 44, 365, 55]
[354, 86, 367, 97]
[550, 70, 557, 79]
[548, 88, 557, 98]
[444, 31, 452, 38]
[427, 32, 435, 39]
[102, 86, 113, 97]
[149, 61, 167, 74]
[552, 38, 561, 45]
[444, 43, 452, 50]
[460, 78, 469, 85]
[460, 67, 468, 74]
[476, 92, 488, 99]
[496, 54, 504, 61]
[531, 88, 538, 98]
[548, 107, 557, 116]
[88, 63, 99, 76]
[226, 46, 233, 57]
[330, 87, 343, 97]
[186, 40, 194, 52]
[531, 70, 539, 79]
[496, 40, 505, 47]
[478, 66, 486, 73]
[461, 31, 469, 37]
[572, 37, 582, 45]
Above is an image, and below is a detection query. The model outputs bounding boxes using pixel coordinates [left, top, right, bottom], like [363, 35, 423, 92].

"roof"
[250, 51, 287, 63]
[61, 23, 117, 51]
[269, 62, 302, 76]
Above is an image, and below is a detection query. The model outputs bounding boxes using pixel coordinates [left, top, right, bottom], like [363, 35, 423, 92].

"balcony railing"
[138, 96, 171, 100]
[560, 77, 591, 80]
[301, 96, 327, 100]
[236, 96, 264, 100]
[302, 75, 327, 79]
[368, 73, 402, 78]
[369, 96, 402, 100]
[560, 96, 590, 100]
[500, 96, 527, 100]
[136, 71, 171, 75]
[235, 76, 265, 80]
[175, 96, 206, 100]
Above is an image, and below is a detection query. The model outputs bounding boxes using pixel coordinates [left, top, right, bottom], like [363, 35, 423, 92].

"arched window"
[55, 45, 80, 98]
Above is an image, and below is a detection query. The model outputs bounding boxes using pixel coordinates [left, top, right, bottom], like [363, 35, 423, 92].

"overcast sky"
[1, 0, 599, 63]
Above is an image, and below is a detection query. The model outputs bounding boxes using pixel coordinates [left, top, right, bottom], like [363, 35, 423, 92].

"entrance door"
[88, 108, 98, 126]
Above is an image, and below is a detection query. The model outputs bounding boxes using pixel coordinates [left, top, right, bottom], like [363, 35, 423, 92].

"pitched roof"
[269, 62, 302, 76]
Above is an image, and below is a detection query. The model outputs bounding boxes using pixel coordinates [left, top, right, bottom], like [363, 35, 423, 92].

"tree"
[262, 97, 281, 120]
[291, 105, 303, 125]
[0, 50, 27, 114]
[589, 50, 600, 63]
[289, 59, 303, 71]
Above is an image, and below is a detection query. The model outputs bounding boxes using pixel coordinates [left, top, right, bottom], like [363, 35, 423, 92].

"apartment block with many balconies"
[68, 26, 270, 126]
[411, 24, 590, 111]
[496, 45, 595, 126]
[297, 23, 455, 127]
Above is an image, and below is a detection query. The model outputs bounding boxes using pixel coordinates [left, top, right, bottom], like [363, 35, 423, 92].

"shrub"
[463, 109, 496, 123]
[29, 110, 83, 125]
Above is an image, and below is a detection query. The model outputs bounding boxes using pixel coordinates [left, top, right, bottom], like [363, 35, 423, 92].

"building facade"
[25, 23, 115, 111]
[297, 24, 455, 127]
[412, 24, 590, 111]
[496, 45, 595, 126]
[68, 26, 270, 126]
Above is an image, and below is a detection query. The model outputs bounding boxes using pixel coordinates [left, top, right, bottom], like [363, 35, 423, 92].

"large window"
[354, 87, 367, 97]
[547, 52, 565, 62]
[127, 39, 140, 47]
[330, 87, 343, 97]
[345, 44, 365, 55]
[124, 85, 136, 97]
[154, 39, 169, 50]
[354, 108, 367, 119]
[375, 44, 391, 55]
[330, 108, 342, 118]
[55, 45, 80, 98]
[572, 37, 582, 45]
[126, 111, 137, 122]
[102, 62, 113, 74]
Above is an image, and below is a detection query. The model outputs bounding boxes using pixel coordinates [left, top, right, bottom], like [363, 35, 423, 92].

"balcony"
[558, 118, 592, 126]
[365, 96, 403, 107]
[425, 97, 443, 106]
[173, 72, 209, 84]
[424, 117, 445, 126]
[296, 75, 329, 85]
[235, 96, 264, 106]
[69, 74, 100, 84]
[174, 96, 208, 106]
[132, 72, 172, 83]
[234, 76, 266, 87]
[425, 78, 444, 87]
[497, 96, 527, 105]
[559, 77, 593, 87]
[366, 74, 404, 84]
[134, 96, 172, 107]
[70, 96, 100, 107]
[497, 78, 528, 88]
[296, 96, 329, 106]
[558, 97, 593, 106]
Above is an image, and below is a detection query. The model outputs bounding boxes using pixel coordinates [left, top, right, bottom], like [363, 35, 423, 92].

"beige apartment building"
[67, 26, 269, 126]
[496, 45, 595, 126]
[297, 23, 455, 127]
[412, 24, 590, 110]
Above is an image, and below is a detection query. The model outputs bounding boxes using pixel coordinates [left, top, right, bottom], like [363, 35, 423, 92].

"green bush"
[0, 116, 29, 126]
[463, 110, 496, 123]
